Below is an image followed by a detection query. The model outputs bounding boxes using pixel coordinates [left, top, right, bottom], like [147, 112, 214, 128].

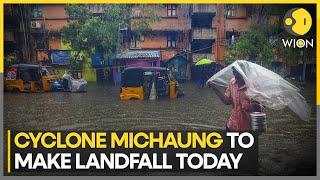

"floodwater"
[4, 82, 317, 175]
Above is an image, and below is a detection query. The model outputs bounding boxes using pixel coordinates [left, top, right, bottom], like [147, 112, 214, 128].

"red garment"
[224, 78, 253, 131]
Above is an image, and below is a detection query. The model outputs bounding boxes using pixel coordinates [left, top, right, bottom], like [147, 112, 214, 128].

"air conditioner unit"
[30, 21, 42, 29]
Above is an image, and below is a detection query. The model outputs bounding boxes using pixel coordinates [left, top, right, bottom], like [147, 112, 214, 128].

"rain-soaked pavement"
[4, 82, 317, 175]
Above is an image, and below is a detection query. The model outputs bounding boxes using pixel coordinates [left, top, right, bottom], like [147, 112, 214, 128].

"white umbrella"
[206, 60, 310, 121]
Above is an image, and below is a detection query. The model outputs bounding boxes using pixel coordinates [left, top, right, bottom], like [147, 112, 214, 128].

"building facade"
[4, 5, 32, 65]
[116, 4, 256, 82]
[8, 4, 310, 83]
[4, 4, 257, 82]
[115, 4, 192, 82]
[29, 5, 69, 61]
[190, 5, 216, 63]
[29, 4, 97, 81]
[214, 4, 258, 62]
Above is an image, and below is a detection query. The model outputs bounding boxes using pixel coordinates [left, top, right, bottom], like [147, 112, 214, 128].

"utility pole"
[19, 5, 28, 63]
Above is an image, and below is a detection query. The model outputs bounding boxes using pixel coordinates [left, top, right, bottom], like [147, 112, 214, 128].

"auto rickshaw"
[4, 64, 62, 92]
[120, 67, 182, 100]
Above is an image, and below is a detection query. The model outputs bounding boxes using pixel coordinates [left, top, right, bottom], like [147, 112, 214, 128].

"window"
[120, 29, 129, 45]
[130, 35, 141, 49]
[167, 4, 177, 17]
[191, 15, 213, 28]
[167, 33, 177, 48]
[225, 5, 237, 18]
[31, 5, 43, 18]
[226, 31, 240, 48]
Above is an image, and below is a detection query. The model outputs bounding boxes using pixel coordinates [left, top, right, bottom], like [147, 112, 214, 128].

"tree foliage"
[61, 4, 161, 67]
[224, 5, 315, 66]
[224, 25, 277, 64]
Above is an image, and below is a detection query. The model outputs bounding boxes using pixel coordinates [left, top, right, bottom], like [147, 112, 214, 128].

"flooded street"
[4, 82, 317, 175]
[4, 82, 234, 131]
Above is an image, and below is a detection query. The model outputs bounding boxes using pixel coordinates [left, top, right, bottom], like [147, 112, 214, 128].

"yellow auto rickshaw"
[120, 67, 183, 100]
[4, 64, 61, 92]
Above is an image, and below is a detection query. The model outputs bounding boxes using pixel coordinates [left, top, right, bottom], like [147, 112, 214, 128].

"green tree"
[224, 24, 277, 64]
[61, 4, 161, 69]
[225, 5, 315, 67]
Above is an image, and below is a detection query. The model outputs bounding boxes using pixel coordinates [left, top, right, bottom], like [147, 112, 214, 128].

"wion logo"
[282, 8, 314, 48]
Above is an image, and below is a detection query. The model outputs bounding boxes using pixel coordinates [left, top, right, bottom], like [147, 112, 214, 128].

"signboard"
[51, 50, 71, 65]
[91, 52, 105, 68]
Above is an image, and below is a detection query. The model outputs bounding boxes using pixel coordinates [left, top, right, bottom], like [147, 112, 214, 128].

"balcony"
[192, 5, 216, 14]
[192, 28, 216, 40]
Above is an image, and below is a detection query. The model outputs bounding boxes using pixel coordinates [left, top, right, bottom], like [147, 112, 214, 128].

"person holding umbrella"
[210, 67, 263, 131]
[195, 58, 213, 88]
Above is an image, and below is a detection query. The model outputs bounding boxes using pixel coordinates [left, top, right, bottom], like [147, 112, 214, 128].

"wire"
[174, 37, 232, 57]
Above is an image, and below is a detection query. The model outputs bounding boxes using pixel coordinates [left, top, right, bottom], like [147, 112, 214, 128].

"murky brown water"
[4, 82, 317, 175]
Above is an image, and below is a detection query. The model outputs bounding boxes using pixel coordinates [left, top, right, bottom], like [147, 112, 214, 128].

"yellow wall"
[83, 61, 97, 82]
[60, 41, 97, 82]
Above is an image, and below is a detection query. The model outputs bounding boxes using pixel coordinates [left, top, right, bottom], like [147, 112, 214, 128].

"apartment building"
[4, 4, 260, 82]
[28, 5, 71, 63]
[114, 4, 192, 82]
[115, 4, 256, 82]
[214, 4, 257, 62]
[190, 5, 216, 63]
[4, 5, 31, 64]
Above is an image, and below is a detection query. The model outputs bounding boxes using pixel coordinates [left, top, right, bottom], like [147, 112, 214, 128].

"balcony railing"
[192, 28, 216, 40]
[192, 5, 216, 14]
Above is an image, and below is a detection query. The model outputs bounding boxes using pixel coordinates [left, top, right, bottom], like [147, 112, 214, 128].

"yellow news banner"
[0, 0, 319, 104]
